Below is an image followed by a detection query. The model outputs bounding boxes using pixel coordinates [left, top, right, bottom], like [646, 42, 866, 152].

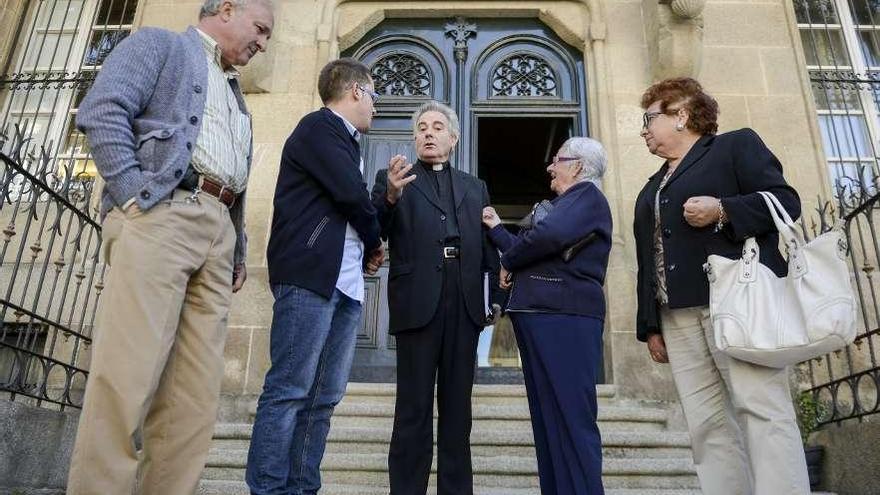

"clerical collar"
[418, 160, 449, 172]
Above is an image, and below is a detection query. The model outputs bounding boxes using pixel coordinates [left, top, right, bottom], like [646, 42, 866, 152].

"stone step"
[339, 383, 617, 402]
[246, 402, 668, 432]
[210, 423, 692, 458]
[202, 451, 700, 489]
[198, 480, 705, 495]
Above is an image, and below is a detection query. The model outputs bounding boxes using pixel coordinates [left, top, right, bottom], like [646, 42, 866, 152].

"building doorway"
[475, 116, 574, 369]
[342, 16, 592, 382]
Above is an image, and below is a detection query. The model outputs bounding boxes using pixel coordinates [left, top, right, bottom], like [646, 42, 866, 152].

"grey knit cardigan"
[76, 26, 250, 264]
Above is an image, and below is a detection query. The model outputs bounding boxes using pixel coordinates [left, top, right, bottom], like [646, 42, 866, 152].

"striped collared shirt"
[192, 29, 251, 193]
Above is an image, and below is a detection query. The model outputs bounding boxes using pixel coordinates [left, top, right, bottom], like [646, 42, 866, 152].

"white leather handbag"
[704, 191, 857, 368]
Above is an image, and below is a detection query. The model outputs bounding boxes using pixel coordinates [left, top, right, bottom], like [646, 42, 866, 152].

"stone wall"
[812, 419, 880, 495]
[0, 400, 78, 495]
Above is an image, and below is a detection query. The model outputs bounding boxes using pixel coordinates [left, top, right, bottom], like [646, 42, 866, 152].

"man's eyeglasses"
[547, 155, 580, 167]
[357, 84, 380, 104]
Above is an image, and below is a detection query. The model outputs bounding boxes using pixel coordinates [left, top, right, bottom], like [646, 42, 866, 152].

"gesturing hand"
[386, 154, 416, 205]
[482, 206, 501, 228]
[683, 196, 721, 228]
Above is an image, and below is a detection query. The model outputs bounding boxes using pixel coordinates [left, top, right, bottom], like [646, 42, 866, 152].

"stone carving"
[492, 54, 558, 97]
[669, 0, 706, 19]
[444, 17, 477, 62]
[370, 53, 431, 97]
[646, 0, 704, 80]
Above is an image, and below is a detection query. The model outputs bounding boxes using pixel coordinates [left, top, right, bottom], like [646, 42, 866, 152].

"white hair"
[559, 137, 607, 185]
[411, 100, 460, 140]
[199, 0, 273, 18]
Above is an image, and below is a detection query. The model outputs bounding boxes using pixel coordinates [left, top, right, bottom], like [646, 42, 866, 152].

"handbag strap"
[757, 191, 811, 278]
[757, 191, 804, 249]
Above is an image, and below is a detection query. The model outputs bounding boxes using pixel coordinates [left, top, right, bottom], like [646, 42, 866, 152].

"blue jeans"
[246, 284, 361, 495]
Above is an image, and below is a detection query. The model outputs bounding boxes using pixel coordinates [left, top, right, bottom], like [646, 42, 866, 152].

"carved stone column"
[643, 0, 706, 81]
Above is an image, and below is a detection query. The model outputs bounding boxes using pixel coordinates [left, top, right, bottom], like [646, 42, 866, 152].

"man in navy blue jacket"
[246, 58, 384, 495]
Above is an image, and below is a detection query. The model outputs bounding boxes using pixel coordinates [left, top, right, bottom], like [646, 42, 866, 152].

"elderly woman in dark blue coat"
[482, 136, 613, 495]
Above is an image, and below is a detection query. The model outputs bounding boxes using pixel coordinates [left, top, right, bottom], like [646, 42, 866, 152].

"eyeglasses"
[642, 107, 681, 129]
[356, 84, 380, 104]
[547, 155, 580, 167]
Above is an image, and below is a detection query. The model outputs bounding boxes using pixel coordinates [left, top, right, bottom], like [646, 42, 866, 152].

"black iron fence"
[796, 0, 880, 425]
[0, 0, 137, 410]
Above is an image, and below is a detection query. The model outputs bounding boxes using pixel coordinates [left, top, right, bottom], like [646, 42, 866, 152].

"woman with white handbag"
[632, 77, 811, 495]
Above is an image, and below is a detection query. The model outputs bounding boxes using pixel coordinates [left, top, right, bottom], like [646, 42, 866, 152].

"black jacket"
[488, 181, 612, 319]
[267, 108, 381, 297]
[371, 166, 502, 334]
[633, 128, 801, 342]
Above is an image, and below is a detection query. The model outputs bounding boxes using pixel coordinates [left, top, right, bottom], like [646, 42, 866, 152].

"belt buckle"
[443, 246, 457, 259]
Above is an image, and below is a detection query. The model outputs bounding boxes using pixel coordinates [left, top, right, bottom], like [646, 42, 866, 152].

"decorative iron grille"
[370, 53, 431, 97]
[0, 0, 139, 410]
[796, 0, 880, 425]
[491, 53, 557, 97]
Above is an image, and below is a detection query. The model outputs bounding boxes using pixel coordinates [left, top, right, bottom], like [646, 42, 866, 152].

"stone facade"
[2, 0, 831, 402]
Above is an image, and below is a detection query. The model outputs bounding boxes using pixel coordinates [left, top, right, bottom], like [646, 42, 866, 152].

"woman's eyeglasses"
[547, 156, 580, 167]
[642, 107, 681, 129]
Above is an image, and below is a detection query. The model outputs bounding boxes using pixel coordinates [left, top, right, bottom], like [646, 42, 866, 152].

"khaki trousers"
[67, 190, 236, 495]
[661, 306, 810, 495]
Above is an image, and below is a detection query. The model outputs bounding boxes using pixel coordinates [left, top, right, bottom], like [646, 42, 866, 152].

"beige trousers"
[661, 306, 810, 495]
[67, 190, 236, 495]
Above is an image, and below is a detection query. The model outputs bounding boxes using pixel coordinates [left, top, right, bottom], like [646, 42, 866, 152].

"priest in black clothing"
[370, 100, 503, 495]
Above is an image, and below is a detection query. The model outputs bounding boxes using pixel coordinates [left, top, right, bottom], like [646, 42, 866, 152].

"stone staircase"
[198, 382, 705, 494]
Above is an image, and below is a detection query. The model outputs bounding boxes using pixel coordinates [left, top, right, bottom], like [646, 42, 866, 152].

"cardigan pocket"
[135, 127, 177, 167]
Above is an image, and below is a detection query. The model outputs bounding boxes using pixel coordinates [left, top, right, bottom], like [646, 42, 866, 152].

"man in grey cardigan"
[66, 1, 274, 493]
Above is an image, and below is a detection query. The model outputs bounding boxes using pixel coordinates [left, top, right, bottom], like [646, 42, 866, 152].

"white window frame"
[798, 0, 880, 190]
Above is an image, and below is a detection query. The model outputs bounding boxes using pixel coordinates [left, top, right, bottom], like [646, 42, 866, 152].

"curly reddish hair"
[640, 77, 719, 135]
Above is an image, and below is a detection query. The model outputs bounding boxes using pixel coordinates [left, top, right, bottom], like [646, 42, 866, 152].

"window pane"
[83, 29, 129, 67]
[6, 86, 74, 114]
[95, 0, 136, 26]
[819, 115, 875, 158]
[829, 161, 878, 197]
[801, 28, 851, 66]
[795, 0, 840, 24]
[36, 0, 86, 31]
[820, 115, 873, 158]
[812, 81, 863, 110]
[62, 118, 90, 156]
[858, 30, 880, 67]
[21, 32, 76, 70]
[850, 0, 880, 26]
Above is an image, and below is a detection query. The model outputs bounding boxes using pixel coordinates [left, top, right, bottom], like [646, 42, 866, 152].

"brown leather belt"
[197, 176, 236, 208]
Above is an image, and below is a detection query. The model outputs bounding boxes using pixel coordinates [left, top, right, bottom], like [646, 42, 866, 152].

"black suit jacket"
[632, 128, 801, 342]
[267, 108, 381, 298]
[371, 166, 502, 334]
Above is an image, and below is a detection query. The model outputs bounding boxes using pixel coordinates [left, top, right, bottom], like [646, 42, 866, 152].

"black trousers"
[388, 258, 480, 495]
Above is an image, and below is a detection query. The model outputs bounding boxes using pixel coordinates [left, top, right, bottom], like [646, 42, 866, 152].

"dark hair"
[640, 77, 719, 135]
[318, 58, 372, 104]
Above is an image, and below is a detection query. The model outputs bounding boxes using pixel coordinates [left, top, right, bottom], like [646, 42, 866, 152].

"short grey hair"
[199, 0, 273, 19]
[411, 101, 460, 140]
[559, 137, 607, 185]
